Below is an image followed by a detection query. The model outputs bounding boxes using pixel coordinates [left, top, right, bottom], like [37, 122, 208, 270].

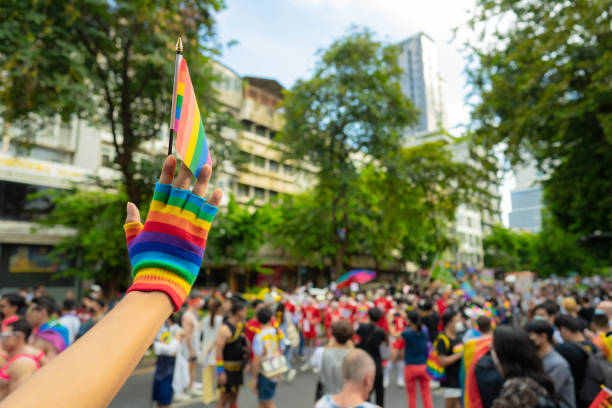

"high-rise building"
[509, 162, 543, 232]
[397, 32, 446, 139]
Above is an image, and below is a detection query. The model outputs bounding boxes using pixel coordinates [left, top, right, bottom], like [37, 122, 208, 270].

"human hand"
[218, 371, 227, 385]
[124, 156, 222, 311]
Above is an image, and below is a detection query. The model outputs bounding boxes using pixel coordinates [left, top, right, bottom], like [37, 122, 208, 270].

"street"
[109, 365, 445, 408]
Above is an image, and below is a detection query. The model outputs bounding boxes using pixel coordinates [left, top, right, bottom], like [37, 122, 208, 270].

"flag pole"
[168, 37, 184, 156]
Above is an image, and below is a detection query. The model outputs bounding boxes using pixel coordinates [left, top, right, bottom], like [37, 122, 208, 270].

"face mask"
[454, 322, 466, 332]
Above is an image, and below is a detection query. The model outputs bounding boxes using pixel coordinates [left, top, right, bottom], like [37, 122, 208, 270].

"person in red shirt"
[300, 297, 320, 371]
[324, 301, 341, 339]
[245, 300, 264, 346]
[384, 300, 408, 388]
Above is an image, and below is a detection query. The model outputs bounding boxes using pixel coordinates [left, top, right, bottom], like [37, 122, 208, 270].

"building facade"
[397, 32, 447, 140]
[509, 162, 543, 232]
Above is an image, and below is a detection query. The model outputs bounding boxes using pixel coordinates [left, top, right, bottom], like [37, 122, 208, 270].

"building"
[0, 60, 313, 295]
[509, 162, 543, 232]
[397, 32, 447, 141]
[397, 33, 498, 269]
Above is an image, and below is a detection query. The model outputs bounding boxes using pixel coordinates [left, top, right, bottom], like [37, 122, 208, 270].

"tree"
[466, 0, 612, 259]
[206, 195, 274, 273]
[483, 225, 536, 272]
[271, 141, 492, 272]
[280, 27, 418, 276]
[0, 0, 234, 206]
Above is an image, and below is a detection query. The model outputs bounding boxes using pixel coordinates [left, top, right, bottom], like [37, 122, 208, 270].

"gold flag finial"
[176, 37, 183, 53]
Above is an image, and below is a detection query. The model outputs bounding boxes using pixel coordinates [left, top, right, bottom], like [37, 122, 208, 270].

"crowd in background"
[1, 277, 612, 408]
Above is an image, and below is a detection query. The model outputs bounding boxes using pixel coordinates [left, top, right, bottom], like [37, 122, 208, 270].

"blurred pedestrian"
[0, 319, 39, 400]
[490, 325, 556, 408]
[315, 349, 379, 408]
[356, 307, 386, 406]
[0, 294, 26, 331]
[201, 296, 223, 404]
[436, 309, 464, 408]
[402, 310, 432, 408]
[251, 306, 284, 408]
[152, 316, 182, 408]
[58, 298, 81, 344]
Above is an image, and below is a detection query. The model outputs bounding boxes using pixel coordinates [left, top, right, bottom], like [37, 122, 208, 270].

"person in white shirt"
[58, 299, 81, 344]
[152, 317, 182, 408]
[200, 296, 224, 404]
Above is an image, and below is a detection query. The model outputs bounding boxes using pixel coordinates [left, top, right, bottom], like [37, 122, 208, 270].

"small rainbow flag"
[173, 58, 212, 178]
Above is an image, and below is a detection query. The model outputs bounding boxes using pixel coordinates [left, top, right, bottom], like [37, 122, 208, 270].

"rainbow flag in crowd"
[589, 386, 612, 408]
[172, 58, 212, 178]
[593, 333, 612, 362]
[36, 318, 70, 353]
[461, 336, 492, 408]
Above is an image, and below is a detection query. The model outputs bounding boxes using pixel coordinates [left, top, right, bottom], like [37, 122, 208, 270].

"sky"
[216, 0, 514, 224]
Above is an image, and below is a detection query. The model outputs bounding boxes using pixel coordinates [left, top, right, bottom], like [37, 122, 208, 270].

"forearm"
[252, 355, 261, 378]
[439, 352, 462, 367]
[1, 292, 172, 408]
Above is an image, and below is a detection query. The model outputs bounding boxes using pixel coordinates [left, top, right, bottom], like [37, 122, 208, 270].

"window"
[238, 184, 250, 197]
[241, 120, 253, 132]
[0, 181, 55, 221]
[269, 131, 277, 140]
[255, 125, 266, 137]
[254, 187, 266, 200]
[269, 160, 279, 172]
[252, 155, 266, 168]
[283, 164, 293, 176]
[269, 190, 278, 199]
[467, 217, 473, 228]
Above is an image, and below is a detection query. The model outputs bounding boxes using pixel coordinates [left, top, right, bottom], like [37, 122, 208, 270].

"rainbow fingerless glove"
[124, 183, 218, 311]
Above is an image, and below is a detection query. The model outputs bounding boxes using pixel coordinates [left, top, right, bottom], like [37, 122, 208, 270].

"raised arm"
[0, 156, 222, 408]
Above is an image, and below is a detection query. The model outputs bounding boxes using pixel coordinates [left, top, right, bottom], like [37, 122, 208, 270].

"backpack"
[572, 342, 612, 406]
[426, 333, 450, 381]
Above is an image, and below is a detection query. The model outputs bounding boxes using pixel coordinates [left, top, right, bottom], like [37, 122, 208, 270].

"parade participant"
[525, 319, 576, 408]
[489, 326, 556, 408]
[437, 309, 464, 408]
[276, 303, 298, 383]
[402, 311, 432, 408]
[324, 300, 341, 339]
[356, 307, 386, 407]
[58, 298, 81, 344]
[311, 320, 354, 399]
[590, 311, 612, 361]
[26, 297, 70, 361]
[418, 298, 439, 343]
[216, 297, 248, 408]
[152, 316, 182, 408]
[76, 297, 106, 339]
[0, 319, 39, 400]
[554, 315, 599, 408]
[533, 301, 563, 344]
[354, 293, 371, 325]
[201, 296, 224, 404]
[384, 300, 407, 388]
[461, 316, 494, 408]
[300, 297, 321, 371]
[0, 295, 25, 332]
[246, 300, 265, 346]
[181, 296, 203, 396]
[314, 349, 379, 408]
[251, 306, 284, 408]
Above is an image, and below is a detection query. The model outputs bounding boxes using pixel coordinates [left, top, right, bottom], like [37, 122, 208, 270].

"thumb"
[125, 202, 141, 224]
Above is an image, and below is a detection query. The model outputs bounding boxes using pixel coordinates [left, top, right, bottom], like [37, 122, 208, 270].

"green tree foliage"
[484, 217, 601, 277]
[0, 0, 234, 206]
[272, 141, 492, 271]
[279, 27, 418, 275]
[466, 0, 612, 253]
[206, 195, 274, 272]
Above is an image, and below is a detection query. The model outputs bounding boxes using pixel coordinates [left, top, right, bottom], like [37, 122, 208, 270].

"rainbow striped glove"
[124, 183, 218, 311]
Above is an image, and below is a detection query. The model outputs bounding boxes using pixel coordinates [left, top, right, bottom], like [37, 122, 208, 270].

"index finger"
[159, 155, 177, 184]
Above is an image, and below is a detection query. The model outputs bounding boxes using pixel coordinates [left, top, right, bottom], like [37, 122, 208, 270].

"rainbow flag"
[461, 336, 492, 408]
[589, 387, 612, 408]
[593, 333, 612, 362]
[173, 58, 212, 178]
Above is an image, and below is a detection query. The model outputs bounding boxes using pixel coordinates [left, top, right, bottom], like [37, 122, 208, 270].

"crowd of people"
[2, 278, 612, 408]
